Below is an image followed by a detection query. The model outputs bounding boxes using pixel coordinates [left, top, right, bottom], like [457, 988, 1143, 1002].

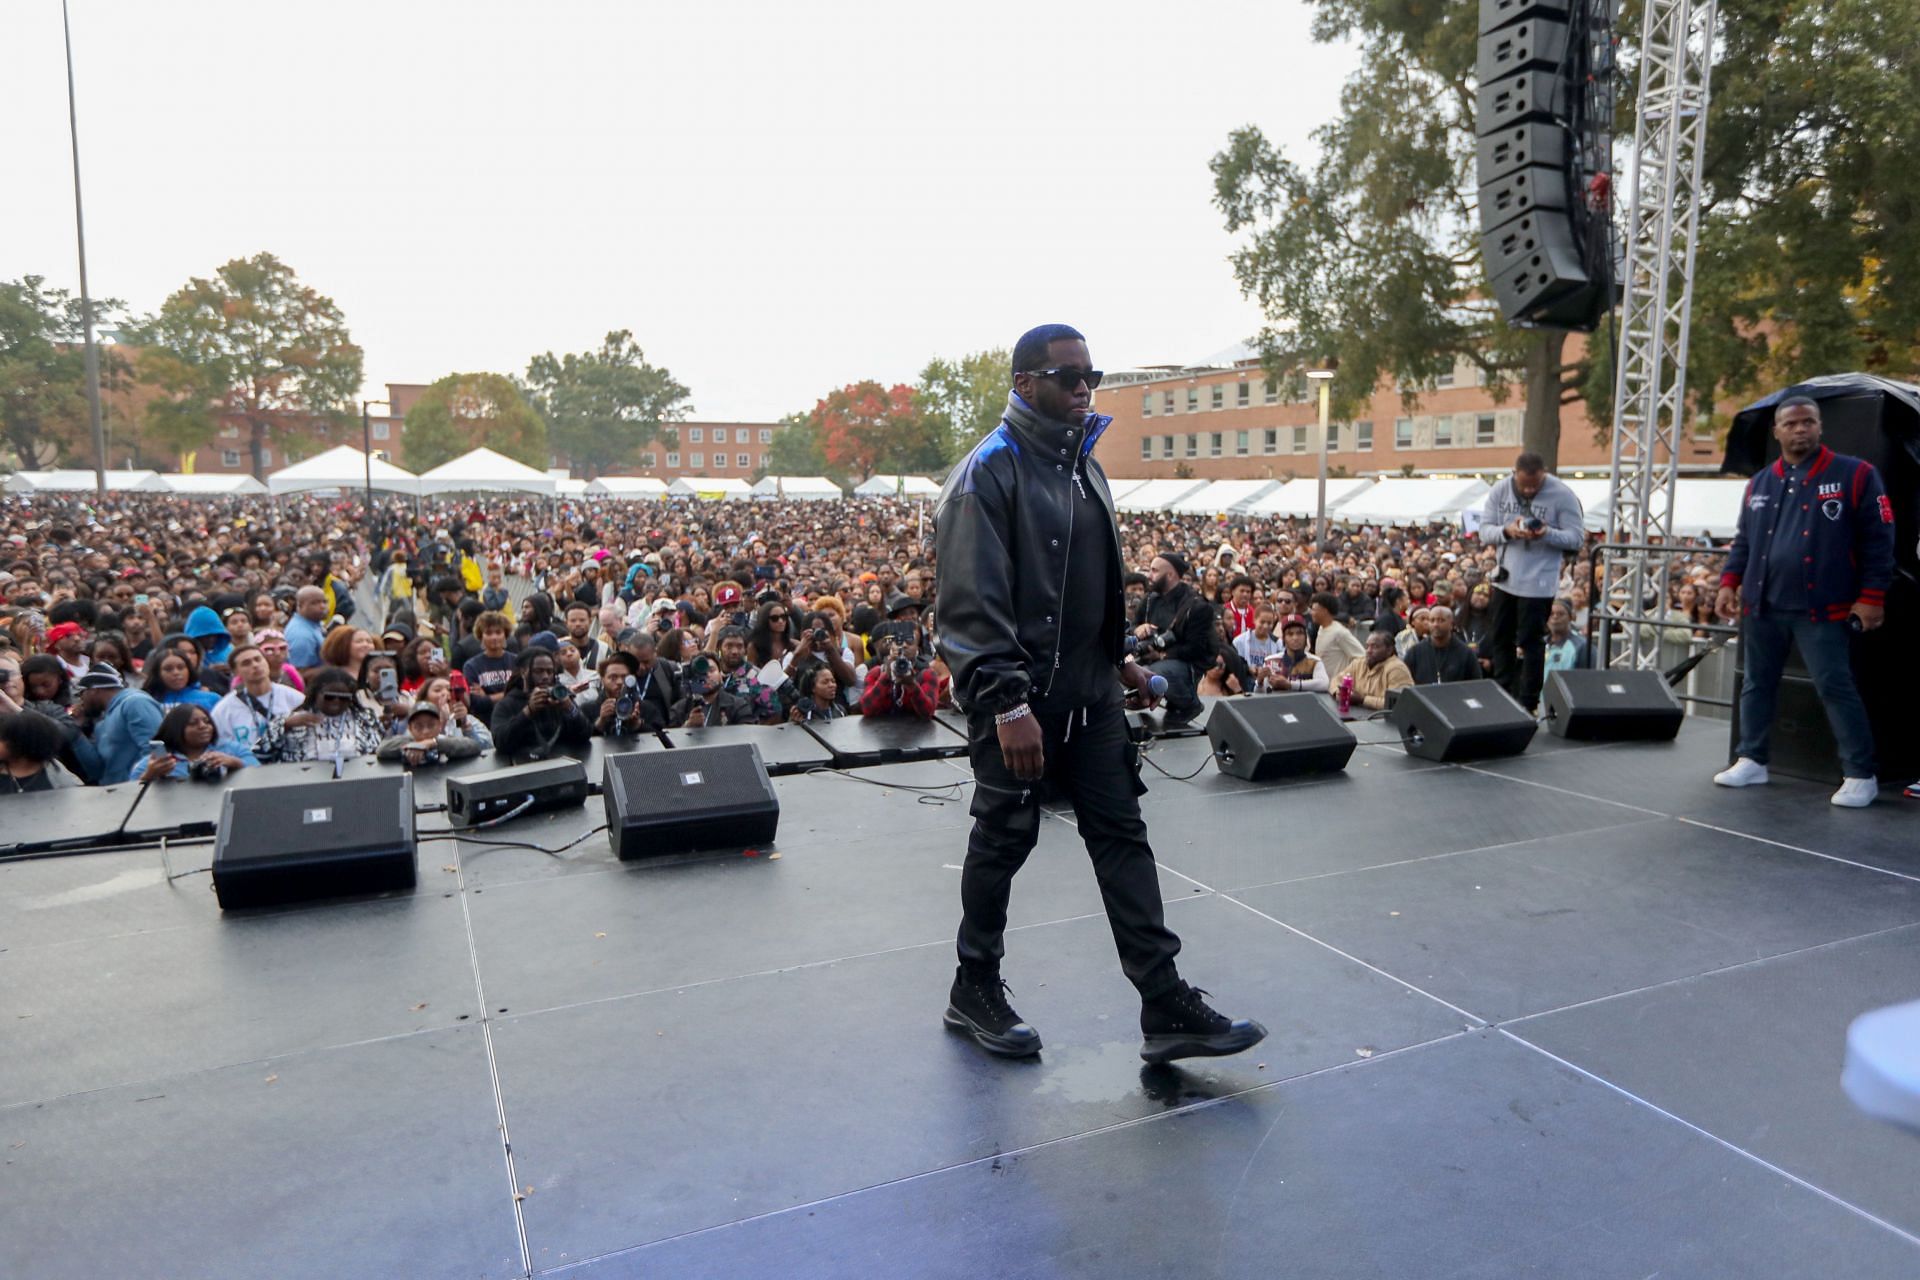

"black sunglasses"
[1022, 366, 1103, 391]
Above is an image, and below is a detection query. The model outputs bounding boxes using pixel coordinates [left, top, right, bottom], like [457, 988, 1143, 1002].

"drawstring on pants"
[1062, 705, 1088, 743]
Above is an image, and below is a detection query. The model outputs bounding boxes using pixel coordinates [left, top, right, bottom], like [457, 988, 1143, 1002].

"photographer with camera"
[594, 648, 669, 737]
[490, 648, 591, 760]
[131, 704, 257, 783]
[1478, 451, 1584, 712]
[377, 702, 483, 767]
[1129, 553, 1213, 727]
[859, 626, 938, 719]
[671, 653, 757, 728]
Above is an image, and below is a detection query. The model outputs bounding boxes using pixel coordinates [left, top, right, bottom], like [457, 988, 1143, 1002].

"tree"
[914, 346, 1011, 463]
[0, 276, 126, 468]
[522, 330, 690, 479]
[403, 373, 547, 472]
[761, 411, 830, 482]
[808, 381, 941, 482]
[1211, 3, 1582, 467]
[134, 253, 361, 478]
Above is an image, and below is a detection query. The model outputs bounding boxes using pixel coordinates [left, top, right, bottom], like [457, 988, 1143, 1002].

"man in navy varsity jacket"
[1714, 396, 1895, 807]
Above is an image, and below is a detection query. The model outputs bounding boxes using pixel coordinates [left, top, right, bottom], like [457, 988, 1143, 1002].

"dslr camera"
[188, 759, 228, 783]
[811, 627, 831, 646]
[614, 674, 641, 719]
[890, 656, 914, 682]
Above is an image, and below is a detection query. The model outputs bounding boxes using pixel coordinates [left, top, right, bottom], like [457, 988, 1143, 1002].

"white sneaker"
[1713, 758, 1770, 787]
[1832, 778, 1879, 808]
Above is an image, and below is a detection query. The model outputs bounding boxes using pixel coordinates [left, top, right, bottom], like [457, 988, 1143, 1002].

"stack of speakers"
[1476, 0, 1609, 330]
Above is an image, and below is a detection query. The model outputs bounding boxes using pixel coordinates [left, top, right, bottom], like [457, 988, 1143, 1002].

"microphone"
[1145, 672, 1168, 698]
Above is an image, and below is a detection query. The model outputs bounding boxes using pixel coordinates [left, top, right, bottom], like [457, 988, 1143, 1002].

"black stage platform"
[5, 714, 1920, 1278]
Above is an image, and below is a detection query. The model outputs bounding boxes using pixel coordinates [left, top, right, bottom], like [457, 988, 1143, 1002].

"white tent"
[1114, 479, 1210, 513]
[555, 478, 589, 499]
[1105, 478, 1153, 506]
[1241, 477, 1376, 519]
[1560, 478, 1613, 531]
[751, 475, 843, 501]
[416, 447, 557, 496]
[267, 445, 421, 496]
[585, 476, 671, 500]
[1167, 479, 1283, 516]
[854, 474, 940, 498]
[158, 473, 270, 497]
[5, 469, 165, 494]
[1335, 477, 1492, 526]
[667, 476, 754, 501]
[1554, 477, 1744, 539]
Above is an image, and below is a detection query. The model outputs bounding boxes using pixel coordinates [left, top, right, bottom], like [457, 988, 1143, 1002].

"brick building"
[1094, 338, 1724, 482]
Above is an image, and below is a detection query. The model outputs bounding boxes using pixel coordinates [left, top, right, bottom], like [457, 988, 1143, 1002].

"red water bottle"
[1337, 672, 1354, 716]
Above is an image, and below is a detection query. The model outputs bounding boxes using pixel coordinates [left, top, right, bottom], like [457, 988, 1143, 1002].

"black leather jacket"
[933, 394, 1126, 715]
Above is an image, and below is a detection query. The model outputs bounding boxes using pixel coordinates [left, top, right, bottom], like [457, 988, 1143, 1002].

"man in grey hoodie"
[1477, 452, 1585, 711]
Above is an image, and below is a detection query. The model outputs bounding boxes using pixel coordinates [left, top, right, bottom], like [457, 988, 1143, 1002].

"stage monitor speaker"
[446, 758, 590, 828]
[212, 774, 416, 910]
[1389, 680, 1538, 762]
[1542, 669, 1685, 741]
[1205, 695, 1357, 781]
[603, 744, 779, 860]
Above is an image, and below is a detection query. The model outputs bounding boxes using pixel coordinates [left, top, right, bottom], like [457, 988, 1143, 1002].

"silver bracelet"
[994, 703, 1032, 727]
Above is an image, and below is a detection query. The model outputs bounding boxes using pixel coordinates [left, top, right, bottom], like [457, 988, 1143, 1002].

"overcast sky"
[3, 1, 1356, 422]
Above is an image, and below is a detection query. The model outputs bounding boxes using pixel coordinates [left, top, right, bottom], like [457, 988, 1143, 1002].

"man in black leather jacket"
[933, 323, 1266, 1066]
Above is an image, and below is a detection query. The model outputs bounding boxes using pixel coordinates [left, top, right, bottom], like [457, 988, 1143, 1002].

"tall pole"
[361, 400, 374, 515]
[62, 0, 107, 495]
[1308, 371, 1335, 545]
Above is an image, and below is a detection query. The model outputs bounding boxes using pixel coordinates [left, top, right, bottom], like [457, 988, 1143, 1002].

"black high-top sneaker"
[944, 965, 1042, 1057]
[1140, 981, 1266, 1064]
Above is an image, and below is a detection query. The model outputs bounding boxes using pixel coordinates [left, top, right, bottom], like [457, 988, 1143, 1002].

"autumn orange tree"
[808, 380, 947, 481]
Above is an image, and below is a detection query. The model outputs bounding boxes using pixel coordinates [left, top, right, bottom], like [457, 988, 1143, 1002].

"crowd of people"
[0, 476, 1719, 796]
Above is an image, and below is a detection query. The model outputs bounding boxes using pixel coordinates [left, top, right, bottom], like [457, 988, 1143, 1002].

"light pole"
[361, 398, 390, 518]
[1306, 366, 1336, 545]
[62, 0, 106, 496]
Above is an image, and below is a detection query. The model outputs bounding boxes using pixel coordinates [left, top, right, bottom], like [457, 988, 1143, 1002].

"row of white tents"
[5, 449, 947, 504]
[1106, 474, 1747, 537]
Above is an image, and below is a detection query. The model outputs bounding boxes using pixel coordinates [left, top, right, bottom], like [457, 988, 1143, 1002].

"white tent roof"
[1105, 478, 1153, 505]
[1559, 478, 1613, 532]
[1555, 477, 1745, 538]
[1335, 477, 1492, 526]
[267, 445, 421, 496]
[667, 476, 754, 500]
[750, 475, 843, 500]
[416, 447, 556, 495]
[1167, 479, 1283, 515]
[1242, 477, 1376, 518]
[854, 474, 940, 498]
[5, 469, 165, 494]
[585, 476, 671, 499]
[1115, 479, 1210, 513]
[555, 478, 589, 498]
[158, 473, 270, 496]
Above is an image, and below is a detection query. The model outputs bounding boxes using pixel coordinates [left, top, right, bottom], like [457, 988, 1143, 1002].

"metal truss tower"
[1603, 0, 1718, 668]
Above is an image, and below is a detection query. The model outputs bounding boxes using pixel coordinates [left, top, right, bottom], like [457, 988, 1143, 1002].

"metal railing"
[1588, 538, 1737, 712]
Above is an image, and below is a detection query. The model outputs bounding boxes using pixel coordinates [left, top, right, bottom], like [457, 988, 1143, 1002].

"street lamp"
[361, 398, 390, 517]
[1305, 365, 1337, 545]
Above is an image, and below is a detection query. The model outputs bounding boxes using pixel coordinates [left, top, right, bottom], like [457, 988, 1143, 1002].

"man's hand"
[1852, 601, 1886, 632]
[528, 687, 552, 713]
[1120, 659, 1161, 711]
[1132, 623, 1156, 641]
[1714, 584, 1741, 621]
[596, 696, 618, 726]
[996, 712, 1044, 781]
[685, 700, 708, 727]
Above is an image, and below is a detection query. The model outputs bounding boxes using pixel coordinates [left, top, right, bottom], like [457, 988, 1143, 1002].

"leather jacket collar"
[1001, 392, 1111, 462]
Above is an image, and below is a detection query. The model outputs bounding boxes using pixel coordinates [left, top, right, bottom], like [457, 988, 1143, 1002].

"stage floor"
[5, 716, 1920, 1278]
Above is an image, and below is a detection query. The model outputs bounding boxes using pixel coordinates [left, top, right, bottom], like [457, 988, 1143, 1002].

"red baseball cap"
[714, 583, 743, 606]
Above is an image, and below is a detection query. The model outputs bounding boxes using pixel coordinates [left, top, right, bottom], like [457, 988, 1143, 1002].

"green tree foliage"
[0, 276, 127, 467]
[134, 253, 362, 477]
[762, 411, 830, 482]
[403, 372, 547, 472]
[808, 380, 944, 481]
[1211, 1, 1583, 466]
[914, 346, 1011, 463]
[522, 330, 690, 479]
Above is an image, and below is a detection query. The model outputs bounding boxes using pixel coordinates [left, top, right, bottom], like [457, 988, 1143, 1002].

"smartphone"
[429, 647, 445, 667]
[148, 738, 171, 764]
[134, 593, 149, 605]
[452, 685, 468, 705]
[377, 667, 399, 701]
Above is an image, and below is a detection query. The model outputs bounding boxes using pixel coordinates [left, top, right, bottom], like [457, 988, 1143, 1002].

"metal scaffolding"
[1602, 0, 1719, 669]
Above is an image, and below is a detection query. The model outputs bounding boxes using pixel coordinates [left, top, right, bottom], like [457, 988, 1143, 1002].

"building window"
[1433, 417, 1453, 448]
[1263, 379, 1278, 404]
[688, 428, 703, 443]
[1142, 392, 1154, 418]
[1184, 434, 1198, 458]
[1211, 385, 1225, 410]
[1292, 427, 1309, 454]
[221, 450, 241, 467]
[1356, 420, 1373, 452]
[1163, 391, 1176, 415]
[1435, 367, 1455, 389]
[1207, 432, 1222, 457]
[1141, 438, 1153, 460]
[1237, 381, 1250, 407]
[641, 452, 657, 467]
[1476, 414, 1497, 447]
[759, 429, 773, 444]
[1186, 388, 1200, 412]
[1158, 435, 1172, 457]
[220, 424, 239, 439]
[689, 452, 704, 467]
[737, 453, 750, 467]
[1327, 423, 1341, 452]
[666, 452, 680, 467]
[371, 422, 390, 440]
[1394, 418, 1413, 449]
[1235, 430, 1250, 455]
[260, 448, 272, 465]
[1263, 428, 1278, 453]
